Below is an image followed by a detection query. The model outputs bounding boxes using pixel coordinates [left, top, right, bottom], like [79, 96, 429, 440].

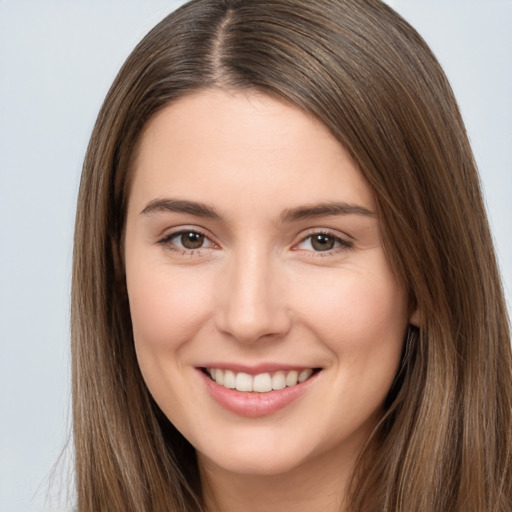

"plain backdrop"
[0, 1, 510, 511]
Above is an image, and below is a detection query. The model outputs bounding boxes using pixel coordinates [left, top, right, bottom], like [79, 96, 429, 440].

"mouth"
[201, 367, 321, 393]
[198, 365, 323, 417]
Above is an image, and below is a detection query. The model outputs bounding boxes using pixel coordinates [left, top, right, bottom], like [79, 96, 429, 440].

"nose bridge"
[216, 243, 290, 343]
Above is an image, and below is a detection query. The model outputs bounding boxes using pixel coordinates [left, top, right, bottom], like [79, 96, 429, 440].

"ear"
[409, 306, 421, 328]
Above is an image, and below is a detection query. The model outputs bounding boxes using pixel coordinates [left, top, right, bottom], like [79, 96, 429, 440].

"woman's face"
[124, 89, 414, 478]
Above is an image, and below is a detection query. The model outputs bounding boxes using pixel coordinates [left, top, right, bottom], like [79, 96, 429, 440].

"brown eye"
[311, 234, 336, 251]
[180, 232, 205, 249]
[159, 229, 216, 253]
[295, 232, 352, 254]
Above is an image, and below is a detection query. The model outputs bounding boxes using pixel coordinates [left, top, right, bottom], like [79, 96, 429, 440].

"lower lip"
[199, 369, 319, 417]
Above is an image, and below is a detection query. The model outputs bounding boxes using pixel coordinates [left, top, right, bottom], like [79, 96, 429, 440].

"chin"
[197, 436, 315, 477]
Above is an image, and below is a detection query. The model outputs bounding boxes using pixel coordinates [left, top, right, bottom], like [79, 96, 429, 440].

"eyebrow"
[140, 198, 221, 219]
[280, 202, 375, 222]
[140, 198, 375, 222]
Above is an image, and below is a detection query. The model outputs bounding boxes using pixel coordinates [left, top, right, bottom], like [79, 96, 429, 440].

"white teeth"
[235, 372, 253, 392]
[206, 368, 316, 393]
[214, 368, 224, 386]
[271, 371, 286, 390]
[223, 370, 236, 389]
[298, 368, 313, 383]
[253, 373, 272, 392]
[285, 370, 299, 387]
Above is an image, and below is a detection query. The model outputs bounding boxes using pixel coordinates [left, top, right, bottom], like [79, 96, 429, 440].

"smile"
[205, 368, 317, 393]
[200, 365, 322, 417]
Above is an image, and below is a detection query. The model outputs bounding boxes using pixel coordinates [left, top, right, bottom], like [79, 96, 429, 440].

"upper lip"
[198, 363, 321, 375]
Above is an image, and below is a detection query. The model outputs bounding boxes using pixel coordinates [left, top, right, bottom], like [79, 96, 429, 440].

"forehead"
[128, 89, 375, 217]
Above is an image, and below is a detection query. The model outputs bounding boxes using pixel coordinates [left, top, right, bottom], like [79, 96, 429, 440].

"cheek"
[294, 265, 409, 422]
[294, 263, 409, 353]
[126, 262, 216, 420]
[127, 262, 215, 352]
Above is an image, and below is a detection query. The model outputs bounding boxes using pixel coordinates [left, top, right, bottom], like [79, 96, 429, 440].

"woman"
[72, 0, 512, 510]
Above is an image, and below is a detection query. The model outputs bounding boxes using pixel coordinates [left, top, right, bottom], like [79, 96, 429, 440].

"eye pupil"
[181, 232, 204, 249]
[311, 234, 335, 251]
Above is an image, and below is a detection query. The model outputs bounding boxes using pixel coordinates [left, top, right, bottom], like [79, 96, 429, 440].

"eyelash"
[158, 229, 216, 255]
[157, 229, 354, 256]
[294, 230, 354, 256]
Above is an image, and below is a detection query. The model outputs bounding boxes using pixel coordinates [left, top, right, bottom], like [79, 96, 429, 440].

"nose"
[215, 247, 292, 344]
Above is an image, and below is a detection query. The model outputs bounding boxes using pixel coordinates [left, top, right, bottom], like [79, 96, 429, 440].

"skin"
[124, 89, 417, 512]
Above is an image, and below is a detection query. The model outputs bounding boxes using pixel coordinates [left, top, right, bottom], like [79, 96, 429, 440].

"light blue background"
[1, 1, 510, 510]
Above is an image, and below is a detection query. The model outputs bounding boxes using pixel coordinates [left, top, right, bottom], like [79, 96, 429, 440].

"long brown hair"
[72, 0, 512, 510]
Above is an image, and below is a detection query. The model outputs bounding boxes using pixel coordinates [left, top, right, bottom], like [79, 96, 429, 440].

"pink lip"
[198, 368, 320, 417]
